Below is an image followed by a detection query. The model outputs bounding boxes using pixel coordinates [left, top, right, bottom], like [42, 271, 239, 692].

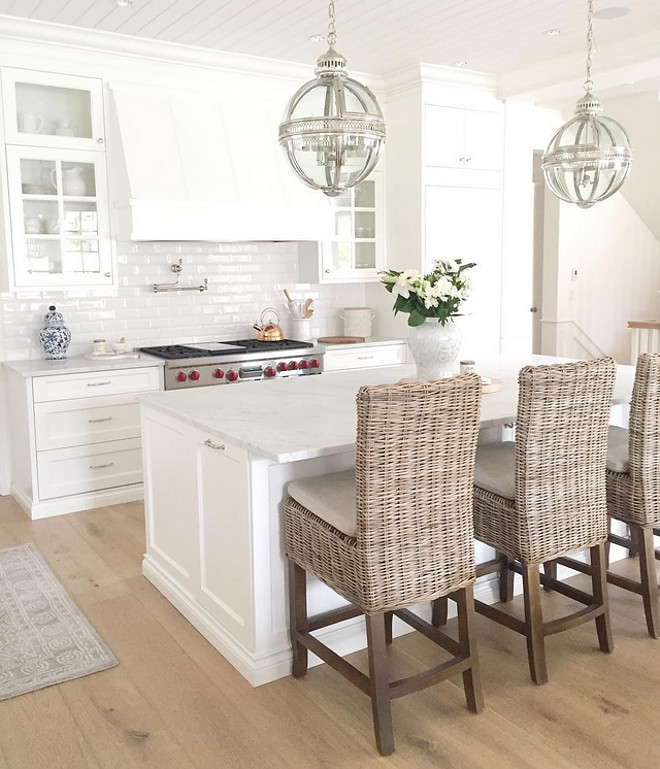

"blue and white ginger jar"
[39, 305, 72, 360]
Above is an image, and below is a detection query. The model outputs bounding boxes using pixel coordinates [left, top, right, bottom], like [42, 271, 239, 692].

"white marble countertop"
[3, 353, 164, 378]
[139, 356, 635, 464]
[315, 336, 406, 350]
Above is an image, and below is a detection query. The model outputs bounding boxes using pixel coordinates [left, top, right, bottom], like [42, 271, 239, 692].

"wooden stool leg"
[365, 614, 394, 756]
[288, 559, 308, 678]
[384, 611, 394, 645]
[638, 527, 660, 639]
[431, 597, 448, 627]
[591, 543, 614, 653]
[454, 584, 484, 713]
[542, 560, 557, 592]
[522, 563, 548, 685]
[498, 553, 514, 602]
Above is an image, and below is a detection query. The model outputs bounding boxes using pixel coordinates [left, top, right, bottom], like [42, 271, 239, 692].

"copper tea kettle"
[254, 307, 284, 342]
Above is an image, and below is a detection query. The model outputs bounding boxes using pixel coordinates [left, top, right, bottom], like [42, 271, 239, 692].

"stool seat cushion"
[607, 426, 629, 474]
[474, 442, 516, 500]
[287, 470, 357, 537]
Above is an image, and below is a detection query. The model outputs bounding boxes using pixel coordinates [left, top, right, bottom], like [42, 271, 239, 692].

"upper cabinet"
[0, 68, 113, 290]
[424, 105, 503, 171]
[1, 69, 105, 152]
[299, 171, 385, 283]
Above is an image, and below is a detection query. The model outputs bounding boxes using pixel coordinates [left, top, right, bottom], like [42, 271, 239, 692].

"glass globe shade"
[542, 94, 633, 209]
[279, 48, 386, 197]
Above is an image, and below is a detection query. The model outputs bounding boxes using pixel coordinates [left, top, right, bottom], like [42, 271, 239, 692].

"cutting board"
[317, 336, 365, 345]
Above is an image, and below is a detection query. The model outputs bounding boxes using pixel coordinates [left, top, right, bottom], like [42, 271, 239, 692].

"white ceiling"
[1, 0, 659, 78]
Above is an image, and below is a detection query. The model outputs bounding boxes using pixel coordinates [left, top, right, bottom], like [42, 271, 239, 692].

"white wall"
[552, 195, 660, 363]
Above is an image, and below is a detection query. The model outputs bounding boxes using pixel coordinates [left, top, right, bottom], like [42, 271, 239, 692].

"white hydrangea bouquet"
[379, 259, 476, 327]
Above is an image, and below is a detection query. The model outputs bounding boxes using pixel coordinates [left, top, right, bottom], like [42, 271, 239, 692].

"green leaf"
[408, 309, 427, 327]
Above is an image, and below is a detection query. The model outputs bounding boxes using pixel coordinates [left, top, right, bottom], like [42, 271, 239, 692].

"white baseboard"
[12, 483, 144, 519]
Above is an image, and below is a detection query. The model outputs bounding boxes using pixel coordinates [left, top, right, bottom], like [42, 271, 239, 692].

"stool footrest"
[306, 604, 363, 632]
[543, 604, 604, 636]
[390, 656, 472, 699]
[474, 599, 527, 635]
[295, 629, 370, 695]
[606, 571, 644, 595]
[394, 608, 460, 657]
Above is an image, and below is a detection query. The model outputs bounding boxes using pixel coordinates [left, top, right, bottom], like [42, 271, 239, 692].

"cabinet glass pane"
[355, 212, 375, 239]
[331, 241, 353, 270]
[63, 239, 101, 274]
[355, 242, 376, 270]
[335, 211, 352, 238]
[25, 238, 61, 274]
[15, 83, 93, 139]
[64, 202, 98, 235]
[335, 189, 353, 208]
[61, 162, 96, 197]
[20, 159, 57, 195]
[23, 200, 59, 235]
[354, 180, 375, 208]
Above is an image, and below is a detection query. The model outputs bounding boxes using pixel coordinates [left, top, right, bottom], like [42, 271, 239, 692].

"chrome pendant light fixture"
[278, 0, 386, 197]
[542, 0, 632, 209]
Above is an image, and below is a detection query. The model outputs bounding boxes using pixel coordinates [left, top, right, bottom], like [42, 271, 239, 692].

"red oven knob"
[310, 359, 320, 369]
[176, 371, 188, 382]
[227, 370, 239, 382]
[265, 366, 277, 378]
[299, 359, 309, 369]
[288, 360, 298, 371]
[212, 368, 225, 379]
[190, 370, 201, 381]
[276, 361, 288, 372]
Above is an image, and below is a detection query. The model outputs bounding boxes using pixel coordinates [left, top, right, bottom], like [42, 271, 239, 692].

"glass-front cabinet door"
[322, 170, 385, 281]
[1, 68, 105, 152]
[7, 146, 112, 287]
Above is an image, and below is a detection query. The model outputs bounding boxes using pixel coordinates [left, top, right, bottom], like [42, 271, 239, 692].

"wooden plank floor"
[1, 494, 660, 768]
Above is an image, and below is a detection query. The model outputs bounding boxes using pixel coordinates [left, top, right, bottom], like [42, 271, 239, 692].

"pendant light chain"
[584, 0, 594, 93]
[327, 0, 337, 48]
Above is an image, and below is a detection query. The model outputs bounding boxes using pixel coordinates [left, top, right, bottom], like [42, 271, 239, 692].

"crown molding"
[385, 63, 498, 100]
[0, 15, 316, 85]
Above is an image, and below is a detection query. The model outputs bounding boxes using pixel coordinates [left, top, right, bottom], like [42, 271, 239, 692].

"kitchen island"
[139, 357, 634, 686]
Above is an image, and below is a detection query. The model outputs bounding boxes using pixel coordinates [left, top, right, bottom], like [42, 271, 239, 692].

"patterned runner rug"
[0, 543, 117, 701]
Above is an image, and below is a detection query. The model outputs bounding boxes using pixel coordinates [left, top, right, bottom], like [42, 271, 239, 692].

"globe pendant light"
[278, 0, 386, 197]
[542, 0, 632, 209]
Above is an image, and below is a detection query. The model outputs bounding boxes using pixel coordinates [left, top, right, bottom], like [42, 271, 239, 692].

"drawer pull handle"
[87, 381, 112, 387]
[89, 462, 114, 470]
[357, 355, 375, 361]
[88, 416, 113, 423]
[204, 439, 225, 451]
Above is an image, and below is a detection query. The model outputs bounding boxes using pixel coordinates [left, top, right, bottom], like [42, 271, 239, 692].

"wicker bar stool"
[601, 353, 660, 637]
[284, 375, 483, 756]
[434, 359, 616, 685]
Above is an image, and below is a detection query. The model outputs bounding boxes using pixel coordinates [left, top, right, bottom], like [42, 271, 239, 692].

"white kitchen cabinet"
[298, 171, 386, 283]
[5, 363, 162, 519]
[1, 68, 105, 152]
[141, 410, 254, 649]
[424, 105, 503, 171]
[425, 184, 503, 358]
[6, 145, 112, 288]
[322, 340, 407, 371]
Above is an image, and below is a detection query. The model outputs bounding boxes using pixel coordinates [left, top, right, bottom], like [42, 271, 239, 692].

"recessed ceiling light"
[115, 0, 134, 6]
[544, 28, 561, 37]
[309, 34, 326, 42]
[452, 60, 468, 67]
[593, 7, 631, 20]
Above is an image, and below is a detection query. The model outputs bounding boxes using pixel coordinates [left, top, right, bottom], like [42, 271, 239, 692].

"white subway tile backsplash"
[1, 241, 366, 360]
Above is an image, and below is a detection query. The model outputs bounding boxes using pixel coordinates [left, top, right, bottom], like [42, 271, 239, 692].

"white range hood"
[109, 86, 333, 242]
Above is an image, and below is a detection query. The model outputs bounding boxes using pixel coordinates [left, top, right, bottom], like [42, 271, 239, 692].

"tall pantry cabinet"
[367, 67, 504, 360]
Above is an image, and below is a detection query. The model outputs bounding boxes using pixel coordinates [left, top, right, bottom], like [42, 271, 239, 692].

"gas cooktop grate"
[140, 339, 314, 360]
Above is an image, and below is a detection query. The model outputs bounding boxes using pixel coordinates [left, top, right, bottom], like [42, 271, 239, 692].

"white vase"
[407, 319, 461, 381]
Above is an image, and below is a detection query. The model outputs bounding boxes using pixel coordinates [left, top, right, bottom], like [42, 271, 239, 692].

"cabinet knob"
[104, 272, 111, 278]
[530, 307, 538, 313]
[325, 269, 331, 274]
[465, 156, 472, 163]
[97, 138, 104, 144]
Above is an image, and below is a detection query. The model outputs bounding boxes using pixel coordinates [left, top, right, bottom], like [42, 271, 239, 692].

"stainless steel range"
[140, 339, 324, 390]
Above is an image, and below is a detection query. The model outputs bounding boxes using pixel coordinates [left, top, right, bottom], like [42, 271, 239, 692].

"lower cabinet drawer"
[34, 396, 141, 450]
[323, 343, 407, 372]
[33, 366, 161, 403]
[37, 438, 142, 500]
